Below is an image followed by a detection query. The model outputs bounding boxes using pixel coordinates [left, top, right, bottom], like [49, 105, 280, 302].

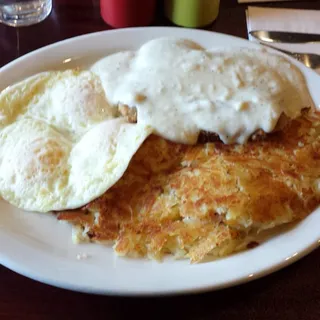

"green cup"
[165, 0, 220, 28]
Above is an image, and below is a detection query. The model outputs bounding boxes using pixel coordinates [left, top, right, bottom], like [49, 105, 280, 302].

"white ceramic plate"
[1, 27, 320, 296]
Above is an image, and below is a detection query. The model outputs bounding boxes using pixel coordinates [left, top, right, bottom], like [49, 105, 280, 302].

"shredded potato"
[58, 112, 320, 263]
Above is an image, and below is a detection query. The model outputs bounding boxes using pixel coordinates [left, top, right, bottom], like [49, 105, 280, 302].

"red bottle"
[100, 0, 157, 28]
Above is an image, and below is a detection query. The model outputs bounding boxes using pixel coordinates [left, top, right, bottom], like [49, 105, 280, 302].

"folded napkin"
[239, 0, 295, 3]
[246, 6, 320, 57]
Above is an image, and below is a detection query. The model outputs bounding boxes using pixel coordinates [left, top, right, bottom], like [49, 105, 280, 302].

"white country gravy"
[91, 38, 311, 144]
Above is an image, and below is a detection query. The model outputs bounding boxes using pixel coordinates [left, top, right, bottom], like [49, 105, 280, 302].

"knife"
[249, 30, 320, 44]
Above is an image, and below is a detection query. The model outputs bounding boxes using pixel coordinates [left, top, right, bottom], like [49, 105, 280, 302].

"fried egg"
[0, 70, 152, 212]
[0, 69, 116, 140]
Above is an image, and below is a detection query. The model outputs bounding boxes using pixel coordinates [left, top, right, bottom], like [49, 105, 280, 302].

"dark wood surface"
[1, 0, 320, 319]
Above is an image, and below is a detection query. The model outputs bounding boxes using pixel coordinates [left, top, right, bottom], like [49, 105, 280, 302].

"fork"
[259, 43, 320, 70]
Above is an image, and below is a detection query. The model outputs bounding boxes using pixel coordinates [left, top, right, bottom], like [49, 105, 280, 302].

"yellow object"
[165, 0, 220, 28]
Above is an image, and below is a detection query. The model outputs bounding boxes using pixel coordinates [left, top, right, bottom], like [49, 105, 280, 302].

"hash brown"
[57, 111, 320, 263]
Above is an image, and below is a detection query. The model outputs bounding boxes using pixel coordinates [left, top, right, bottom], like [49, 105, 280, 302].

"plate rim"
[2, 232, 319, 297]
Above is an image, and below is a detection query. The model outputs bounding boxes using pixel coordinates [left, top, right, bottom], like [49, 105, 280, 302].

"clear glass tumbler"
[0, 0, 52, 27]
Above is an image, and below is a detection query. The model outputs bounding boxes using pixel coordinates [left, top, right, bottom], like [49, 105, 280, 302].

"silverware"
[260, 42, 320, 69]
[251, 41, 320, 70]
[250, 30, 320, 44]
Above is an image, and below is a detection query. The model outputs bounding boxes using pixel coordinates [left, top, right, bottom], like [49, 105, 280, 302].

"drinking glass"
[0, 0, 52, 27]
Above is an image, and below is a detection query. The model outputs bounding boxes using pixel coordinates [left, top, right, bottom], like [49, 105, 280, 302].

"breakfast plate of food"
[1, 27, 320, 296]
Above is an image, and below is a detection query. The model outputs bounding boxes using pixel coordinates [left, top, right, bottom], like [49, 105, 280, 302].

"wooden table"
[1, 0, 320, 319]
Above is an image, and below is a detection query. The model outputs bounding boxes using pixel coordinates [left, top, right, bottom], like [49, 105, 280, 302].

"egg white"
[0, 70, 152, 212]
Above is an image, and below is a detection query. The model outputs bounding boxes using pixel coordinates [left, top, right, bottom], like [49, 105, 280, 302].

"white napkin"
[239, 0, 294, 3]
[246, 6, 320, 56]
